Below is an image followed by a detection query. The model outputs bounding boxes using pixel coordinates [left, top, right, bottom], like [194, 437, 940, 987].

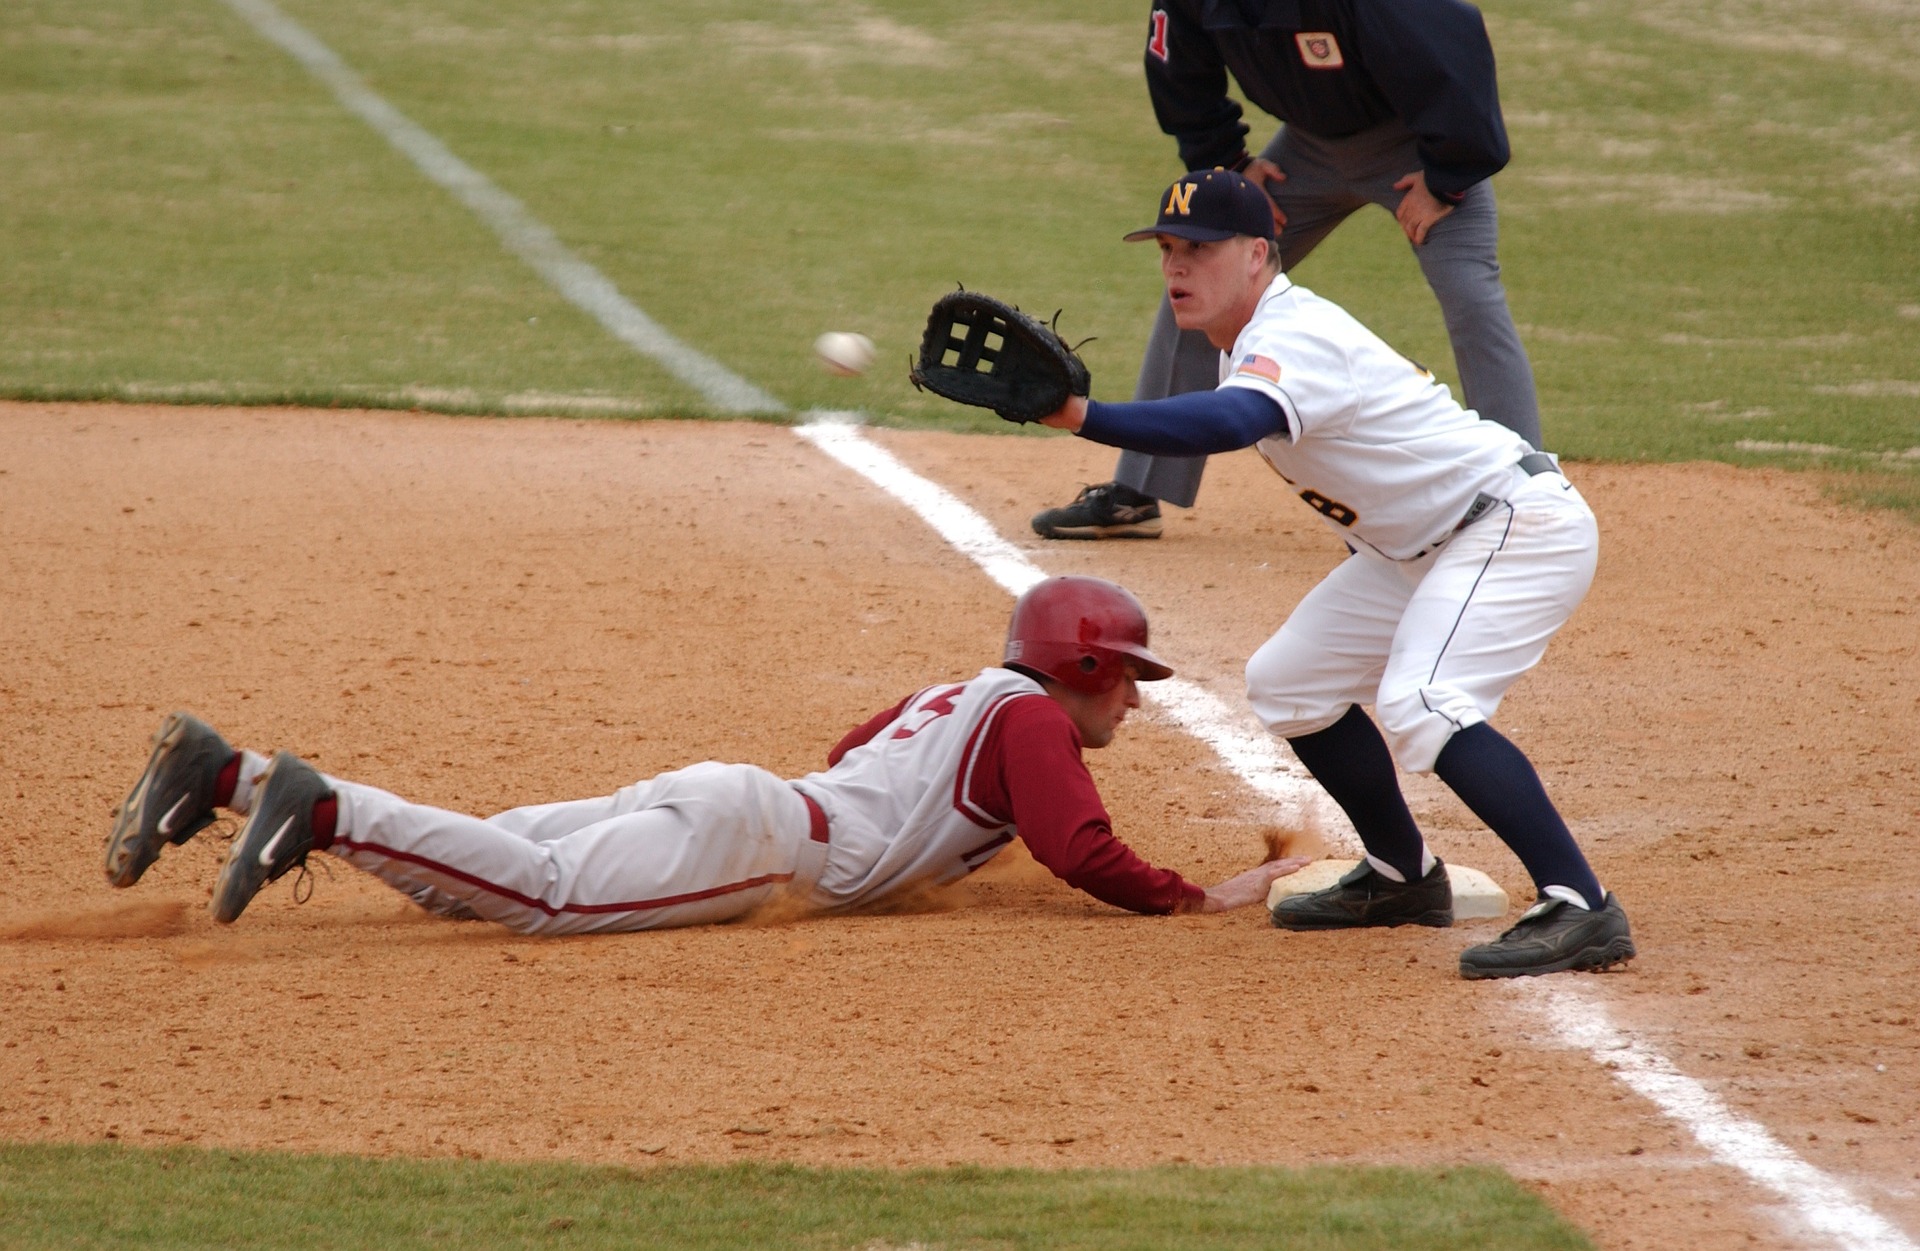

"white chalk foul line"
[794, 415, 1047, 601]
[218, 0, 782, 416]
[794, 415, 1350, 843]
[1520, 982, 1912, 1243]
[799, 416, 1912, 1251]
[1530, 980, 1916, 1251]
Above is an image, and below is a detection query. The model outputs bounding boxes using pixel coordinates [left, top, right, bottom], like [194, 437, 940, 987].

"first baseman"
[1034, 0, 1540, 540]
[1036, 171, 1632, 979]
[103, 577, 1306, 932]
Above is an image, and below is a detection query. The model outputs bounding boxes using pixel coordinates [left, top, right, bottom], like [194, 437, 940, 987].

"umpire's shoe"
[211, 751, 332, 924]
[1031, 482, 1163, 540]
[1270, 859, 1454, 930]
[105, 712, 235, 888]
[1459, 893, 1635, 980]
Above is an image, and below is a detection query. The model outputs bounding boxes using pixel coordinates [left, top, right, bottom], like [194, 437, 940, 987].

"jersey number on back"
[890, 685, 966, 740]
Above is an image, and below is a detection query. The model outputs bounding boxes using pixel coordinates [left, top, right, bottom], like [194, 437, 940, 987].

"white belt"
[790, 785, 831, 893]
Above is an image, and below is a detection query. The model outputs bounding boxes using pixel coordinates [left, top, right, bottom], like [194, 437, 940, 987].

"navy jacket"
[1145, 0, 1510, 200]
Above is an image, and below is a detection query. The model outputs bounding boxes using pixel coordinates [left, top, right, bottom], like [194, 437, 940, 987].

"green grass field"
[3, 0, 1917, 499]
[0, 1144, 1592, 1250]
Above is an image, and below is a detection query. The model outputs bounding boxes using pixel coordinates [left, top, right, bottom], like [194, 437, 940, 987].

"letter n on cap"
[1166, 182, 1197, 215]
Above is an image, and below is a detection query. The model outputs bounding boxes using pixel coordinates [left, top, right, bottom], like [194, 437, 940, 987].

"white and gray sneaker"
[1030, 482, 1164, 540]
[105, 712, 235, 888]
[211, 751, 331, 924]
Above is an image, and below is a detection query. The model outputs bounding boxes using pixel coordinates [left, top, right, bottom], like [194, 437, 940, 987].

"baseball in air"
[814, 331, 875, 377]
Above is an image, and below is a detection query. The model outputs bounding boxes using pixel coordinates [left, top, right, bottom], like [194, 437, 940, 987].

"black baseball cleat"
[210, 751, 332, 924]
[1271, 858, 1453, 930]
[105, 712, 236, 888]
[1031, 482, 1163, 540]
[1459, 892, 1636, 980]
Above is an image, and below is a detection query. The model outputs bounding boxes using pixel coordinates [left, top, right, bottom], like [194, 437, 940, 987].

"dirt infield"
[2, 402, 1915, 1249]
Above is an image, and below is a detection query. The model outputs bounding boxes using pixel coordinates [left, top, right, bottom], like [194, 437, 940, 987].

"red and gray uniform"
[798, 666, 1201, 915]
[314, 667, 1198, 935]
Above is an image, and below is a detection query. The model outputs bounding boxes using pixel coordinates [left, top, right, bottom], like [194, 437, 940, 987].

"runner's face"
[1059, 666, 1141, 749]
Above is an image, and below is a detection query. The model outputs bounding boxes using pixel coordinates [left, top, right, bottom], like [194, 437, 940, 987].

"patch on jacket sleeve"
[1294, 32, 1344, 69]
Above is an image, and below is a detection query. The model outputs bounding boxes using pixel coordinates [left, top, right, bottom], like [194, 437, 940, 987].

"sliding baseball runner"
[105, 576, 1305, 931]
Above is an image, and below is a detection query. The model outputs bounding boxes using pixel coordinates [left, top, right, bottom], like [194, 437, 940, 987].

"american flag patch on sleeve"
[1234, 354, 1282, 383]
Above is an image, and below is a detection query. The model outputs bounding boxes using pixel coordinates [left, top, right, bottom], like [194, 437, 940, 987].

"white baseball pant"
[323, 761, 827, 935]
[1246, 468, 1598, 772]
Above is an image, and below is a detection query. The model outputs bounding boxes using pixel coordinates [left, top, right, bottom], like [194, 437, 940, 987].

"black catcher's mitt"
[908, 290, 1091, 424]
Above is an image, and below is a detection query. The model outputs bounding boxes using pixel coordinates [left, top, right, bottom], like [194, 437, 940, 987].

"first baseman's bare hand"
[1039, 394, 1088, 432]
[1242, 158, 1289, 230]
[1198, 856, 1313, 913]
[1392, 171, 1454, 245]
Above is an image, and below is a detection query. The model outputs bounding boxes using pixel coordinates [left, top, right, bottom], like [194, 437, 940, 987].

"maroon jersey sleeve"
[966, 695, 1205, 915]
[827, 692, 916, 767]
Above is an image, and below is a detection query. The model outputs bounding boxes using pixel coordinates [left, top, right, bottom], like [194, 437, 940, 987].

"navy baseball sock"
[1433, 722, 1604, 909]
[1287, 705, 1428, 883]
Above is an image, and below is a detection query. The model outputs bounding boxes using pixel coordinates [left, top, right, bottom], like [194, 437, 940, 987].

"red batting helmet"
[1003, 576, 1174, 694]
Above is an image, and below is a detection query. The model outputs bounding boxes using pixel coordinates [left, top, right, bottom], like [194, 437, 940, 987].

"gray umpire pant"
[1115, 119, 1541, 508]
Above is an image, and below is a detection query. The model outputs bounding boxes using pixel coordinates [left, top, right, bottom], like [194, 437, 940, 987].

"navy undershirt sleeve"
[1077, 387, 1287, 457]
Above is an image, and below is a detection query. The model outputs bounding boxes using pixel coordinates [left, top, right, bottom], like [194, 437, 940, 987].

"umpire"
[1034, 0, 1542, 540]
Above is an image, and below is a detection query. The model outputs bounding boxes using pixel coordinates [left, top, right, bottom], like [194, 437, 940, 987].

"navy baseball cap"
[1124, 169, 1275, 243]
